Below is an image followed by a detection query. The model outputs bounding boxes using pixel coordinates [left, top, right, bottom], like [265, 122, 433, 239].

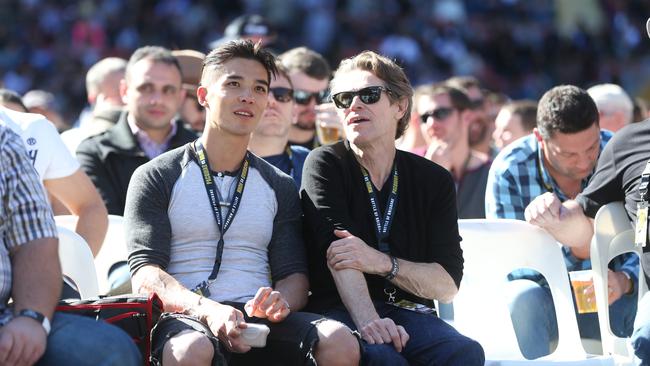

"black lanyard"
[535, 146, 554, 193]
[192, 140, 250, 297]
[361, 163, 398, 253]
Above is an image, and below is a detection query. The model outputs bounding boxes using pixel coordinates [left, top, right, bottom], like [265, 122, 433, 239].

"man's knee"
[163, 330, 215, 366]
[445, 338, 485, 366]
[315, 320, 361, 366]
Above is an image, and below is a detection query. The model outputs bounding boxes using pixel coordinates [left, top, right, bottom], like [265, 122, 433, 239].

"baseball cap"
[172, 49, 205, 95]
[209, 14, 276, 49]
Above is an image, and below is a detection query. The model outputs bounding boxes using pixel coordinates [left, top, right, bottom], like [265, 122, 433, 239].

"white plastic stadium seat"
[455, 219, 613, 366]
[55, 215, 129, 294]
[591, 202, 647, 364]
[56, 226, 100, 298]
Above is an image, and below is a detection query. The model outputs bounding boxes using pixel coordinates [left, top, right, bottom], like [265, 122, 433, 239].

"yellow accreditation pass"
[389, 299, 436, 315]
[636, 202, 648, 247]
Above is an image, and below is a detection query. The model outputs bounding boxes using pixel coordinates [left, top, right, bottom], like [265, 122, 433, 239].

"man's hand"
[327, 230, 391, 275]
[202, 302, 251, 354]
[315, 103, 343, 133]
[606, 270, 633, 304]
[359, 317, 409, 352]
[244, 287, 290, 323]
[524, 192, 563, 229]
[0, 316, 47, 366]
[424, 141, 452, 171]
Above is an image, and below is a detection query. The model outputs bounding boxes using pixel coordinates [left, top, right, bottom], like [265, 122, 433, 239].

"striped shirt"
[0, 120, 57, 308]
[485, 131, 639, 285]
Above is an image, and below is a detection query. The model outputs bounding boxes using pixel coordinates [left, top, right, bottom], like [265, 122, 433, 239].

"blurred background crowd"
[2, 0, 650, 128]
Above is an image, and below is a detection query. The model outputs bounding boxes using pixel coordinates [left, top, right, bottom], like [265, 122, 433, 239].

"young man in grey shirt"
[125, 40, 359, 366]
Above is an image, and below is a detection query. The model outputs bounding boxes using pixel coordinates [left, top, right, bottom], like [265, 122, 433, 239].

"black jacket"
[77, 112, 197, 215]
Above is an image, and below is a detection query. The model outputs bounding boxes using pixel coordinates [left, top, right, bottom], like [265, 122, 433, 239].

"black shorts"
[151, 302, 325, 366]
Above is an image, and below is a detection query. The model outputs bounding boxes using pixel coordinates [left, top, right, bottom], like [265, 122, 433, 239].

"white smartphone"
[240, 323, 270, 348]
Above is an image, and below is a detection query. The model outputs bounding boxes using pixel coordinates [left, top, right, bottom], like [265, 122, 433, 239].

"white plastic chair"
[455, 219, 613, 365]
[55, 215, 129, 294]
[591, 202, 647, 363]
[56, 226, 100, 298]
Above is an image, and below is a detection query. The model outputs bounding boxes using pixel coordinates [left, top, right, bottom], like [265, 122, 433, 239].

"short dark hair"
[279, 47, 331, 80]
[445, 76, 482, 93]
[0, 89, 28, 112]
[427, 83, 472, 111]
[331, 51, 412, 139]
[273, 61, 292, 88]
[125, 46, 181, 82]
[503, 100, 537, 132]
[201, 40, 277, 86]
[536, 85, 599, 139]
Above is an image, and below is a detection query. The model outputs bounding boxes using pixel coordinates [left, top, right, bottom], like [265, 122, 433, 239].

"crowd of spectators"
[2, 0, 650, 127]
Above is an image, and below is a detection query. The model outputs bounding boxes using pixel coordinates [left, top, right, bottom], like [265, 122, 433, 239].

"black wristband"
[384, 256, 399, 280]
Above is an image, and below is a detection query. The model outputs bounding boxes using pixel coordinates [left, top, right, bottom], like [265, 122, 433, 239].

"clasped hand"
[327, 230, 390, 275]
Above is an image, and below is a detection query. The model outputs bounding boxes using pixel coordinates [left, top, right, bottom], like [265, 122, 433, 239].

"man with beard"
[249, 61, 310, 187]
[485, 85, 637, 359]
[417, 83, 491, 219]
[446, 76, 495, 158]
[279, 47, 331, 149]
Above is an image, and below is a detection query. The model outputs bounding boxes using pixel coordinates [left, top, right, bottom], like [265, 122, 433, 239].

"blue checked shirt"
[0, 119, 58, 308]
[485, 131, 639, 287]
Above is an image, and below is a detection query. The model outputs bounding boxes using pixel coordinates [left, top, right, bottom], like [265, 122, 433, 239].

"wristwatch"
[17, 309, 51, 335]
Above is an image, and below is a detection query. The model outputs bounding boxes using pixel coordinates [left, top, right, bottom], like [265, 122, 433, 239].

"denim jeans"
[323, 301, 485, 366]
[507, 279, 637, 359]
[632, 291, 650, 365]
[36, 312, 141, 366]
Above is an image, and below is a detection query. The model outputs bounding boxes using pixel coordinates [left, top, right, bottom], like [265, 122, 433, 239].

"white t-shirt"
[0, 107, 79, 180]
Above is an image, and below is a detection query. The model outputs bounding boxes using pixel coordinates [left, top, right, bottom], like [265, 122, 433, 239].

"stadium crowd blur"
[2, 0, 650, 126]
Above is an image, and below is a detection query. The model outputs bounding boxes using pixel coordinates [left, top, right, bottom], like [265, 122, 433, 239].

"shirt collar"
[127, 117, 177, 159]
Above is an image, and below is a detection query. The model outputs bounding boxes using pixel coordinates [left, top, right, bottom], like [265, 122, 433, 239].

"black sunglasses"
[293, 89, 329, 105]
[269, 87, 294, 103]
[420, 107, 455, 123]
[469, 98, 484, 110]
[332, 86, 391, 109]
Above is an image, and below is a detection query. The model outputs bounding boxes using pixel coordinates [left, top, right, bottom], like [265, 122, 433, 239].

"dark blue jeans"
[323, 302, 484, 366]
[632, 292, 650, 365]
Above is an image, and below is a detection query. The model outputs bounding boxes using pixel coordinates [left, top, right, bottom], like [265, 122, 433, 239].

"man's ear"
[119, 79, 128, 105]
[197, 86, 208, 108]
[533, 127, 544, 142]
[395, 97, 409, 120]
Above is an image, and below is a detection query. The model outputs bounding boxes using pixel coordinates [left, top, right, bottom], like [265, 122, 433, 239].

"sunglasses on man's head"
[269, 87, 294, 103]
[293, 89, 329, 105]
[331, 86, 391, 109]
[420, 107, 455, 123]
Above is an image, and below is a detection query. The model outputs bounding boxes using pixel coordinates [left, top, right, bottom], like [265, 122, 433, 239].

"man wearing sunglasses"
[301, 50, 484, 365]
[249, 62, 310, 187]
[485, 85, 637, 359]
[417, 83, 491, 219]
[279, 47, 333, 149]
[446, 76, 496, 159]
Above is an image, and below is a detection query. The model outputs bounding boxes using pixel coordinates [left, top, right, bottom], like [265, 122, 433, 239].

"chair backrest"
[55, 215, 129, 294]
[56, 226, 100, 298]
[94, 215, 128, 294]
[591, 202, 647, 357]
[455, 219, 588, 361]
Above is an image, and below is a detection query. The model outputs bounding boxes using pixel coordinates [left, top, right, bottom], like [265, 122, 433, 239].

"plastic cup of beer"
[316, 123, 341, 145]
[569, 270, 598, 314]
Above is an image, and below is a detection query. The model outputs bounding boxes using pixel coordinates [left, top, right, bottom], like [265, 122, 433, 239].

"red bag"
[56, 293, 163, 365]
